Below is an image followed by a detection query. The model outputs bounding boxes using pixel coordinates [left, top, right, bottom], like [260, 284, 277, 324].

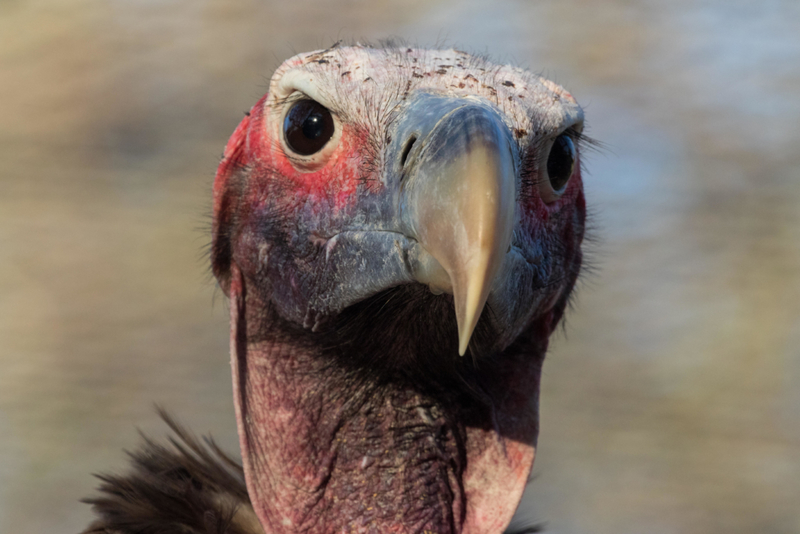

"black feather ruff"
[81, 409, 262, 534]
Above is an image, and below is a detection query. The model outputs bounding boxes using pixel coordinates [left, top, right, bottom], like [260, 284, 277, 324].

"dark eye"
[546, 133, 576, 192]
[283, 99, 335, 156]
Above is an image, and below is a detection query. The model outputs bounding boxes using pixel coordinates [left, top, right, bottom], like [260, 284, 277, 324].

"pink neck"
[229, 269, 546, 533]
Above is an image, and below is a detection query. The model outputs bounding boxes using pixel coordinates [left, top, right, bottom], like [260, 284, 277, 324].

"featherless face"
[212, 45, 587, 534]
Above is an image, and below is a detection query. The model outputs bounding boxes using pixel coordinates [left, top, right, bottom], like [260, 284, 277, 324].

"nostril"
[400, 135, 417, 168]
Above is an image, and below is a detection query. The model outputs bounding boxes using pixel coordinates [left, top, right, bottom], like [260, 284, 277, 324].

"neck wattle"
[229, 268, 548, 533]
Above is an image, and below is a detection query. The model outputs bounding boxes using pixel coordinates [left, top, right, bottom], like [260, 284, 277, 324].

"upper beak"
[395, 95, 517, 355]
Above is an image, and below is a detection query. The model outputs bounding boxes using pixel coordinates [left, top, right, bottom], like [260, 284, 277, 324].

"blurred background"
[1, 0, 799, 532]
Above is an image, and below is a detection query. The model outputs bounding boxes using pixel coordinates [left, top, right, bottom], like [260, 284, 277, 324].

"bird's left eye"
[283, 99, 335, 156]
[546, 133, 576, 193]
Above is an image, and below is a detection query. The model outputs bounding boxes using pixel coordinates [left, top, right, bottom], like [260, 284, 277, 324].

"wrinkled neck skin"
[230, 265, 552, 534]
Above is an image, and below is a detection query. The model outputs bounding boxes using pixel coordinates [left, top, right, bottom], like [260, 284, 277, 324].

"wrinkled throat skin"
[228, 262, 576, 534]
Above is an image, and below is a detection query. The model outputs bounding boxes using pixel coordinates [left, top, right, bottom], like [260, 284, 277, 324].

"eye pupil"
[302, 113, 325, 139]
[546, 133, 576, 192]
[284, 100, 334, 156]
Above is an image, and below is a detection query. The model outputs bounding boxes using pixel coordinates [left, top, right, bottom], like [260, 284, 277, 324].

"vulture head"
[210, 45, 586, 534]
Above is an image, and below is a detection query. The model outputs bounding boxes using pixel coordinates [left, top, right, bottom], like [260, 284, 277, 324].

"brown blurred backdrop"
[1, 1, 799, 533]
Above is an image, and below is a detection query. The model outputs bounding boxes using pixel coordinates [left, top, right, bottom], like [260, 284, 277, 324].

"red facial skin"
[214, 95, 373, 247]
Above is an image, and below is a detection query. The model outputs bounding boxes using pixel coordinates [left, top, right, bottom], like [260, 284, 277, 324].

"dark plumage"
[82, 411, 261, 534]
[81, 412, 541, 534]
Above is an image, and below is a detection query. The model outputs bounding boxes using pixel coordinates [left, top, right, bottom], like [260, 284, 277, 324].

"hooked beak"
[397, 96, 517, 355]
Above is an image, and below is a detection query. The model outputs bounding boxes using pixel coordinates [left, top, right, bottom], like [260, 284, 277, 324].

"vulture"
[82, 44, 587, 534]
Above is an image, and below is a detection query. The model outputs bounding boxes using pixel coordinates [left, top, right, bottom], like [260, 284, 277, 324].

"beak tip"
[458, 334, 469, 357]
[455, 288, 483, 357]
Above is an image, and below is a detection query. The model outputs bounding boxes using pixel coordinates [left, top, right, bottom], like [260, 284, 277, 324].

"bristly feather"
[81, 409, 263, 534]
[81, 410, 543, 534]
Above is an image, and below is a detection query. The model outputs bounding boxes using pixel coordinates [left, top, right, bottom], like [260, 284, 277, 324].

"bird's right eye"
[283, 99, 335, 156]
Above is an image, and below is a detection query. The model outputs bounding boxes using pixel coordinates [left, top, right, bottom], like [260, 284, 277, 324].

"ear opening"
[211, 187, 236, 297]
[212, 112, 252, 296]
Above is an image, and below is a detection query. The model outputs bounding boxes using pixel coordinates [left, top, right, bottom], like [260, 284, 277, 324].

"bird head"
[212, 45, 586, 533]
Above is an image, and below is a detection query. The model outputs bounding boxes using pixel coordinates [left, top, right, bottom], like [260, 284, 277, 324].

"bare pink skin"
[229, 263, 555, 533]
[212, 46, 586, 533]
